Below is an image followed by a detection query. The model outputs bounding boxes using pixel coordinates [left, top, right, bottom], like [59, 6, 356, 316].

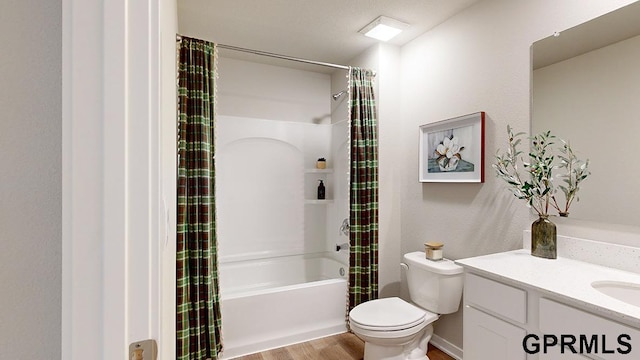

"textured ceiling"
[178, 0, 480, 73]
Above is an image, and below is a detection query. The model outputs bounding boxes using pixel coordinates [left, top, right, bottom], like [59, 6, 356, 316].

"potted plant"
[493, 126, 590, 259]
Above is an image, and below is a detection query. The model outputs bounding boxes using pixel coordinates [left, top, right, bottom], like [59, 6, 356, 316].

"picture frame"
[419, 112, 485, 183]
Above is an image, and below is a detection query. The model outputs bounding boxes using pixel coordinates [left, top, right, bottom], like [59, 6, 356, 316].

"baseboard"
[430, 334, 463, 360]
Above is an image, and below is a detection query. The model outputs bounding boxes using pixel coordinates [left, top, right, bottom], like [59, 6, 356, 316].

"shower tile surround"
[216, 115, 329, 261]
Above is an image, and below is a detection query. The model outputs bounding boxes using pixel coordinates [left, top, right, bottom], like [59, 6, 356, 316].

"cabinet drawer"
[465, 273, 527, 324]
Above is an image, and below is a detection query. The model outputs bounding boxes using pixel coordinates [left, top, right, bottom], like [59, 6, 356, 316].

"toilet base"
[362, 324, 434, 360]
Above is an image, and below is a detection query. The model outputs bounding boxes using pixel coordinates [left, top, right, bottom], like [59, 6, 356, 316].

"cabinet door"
[539, 298, 639, 360]
[464, 305, 527, 360]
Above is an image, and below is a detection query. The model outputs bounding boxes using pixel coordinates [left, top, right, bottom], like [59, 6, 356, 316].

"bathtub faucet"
[335, 242, 349, 251]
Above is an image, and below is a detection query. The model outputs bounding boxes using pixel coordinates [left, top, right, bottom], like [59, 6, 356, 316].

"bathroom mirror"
[531, 1, 640, 228]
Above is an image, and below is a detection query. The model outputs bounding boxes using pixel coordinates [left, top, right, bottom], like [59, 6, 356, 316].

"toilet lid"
[349, 297, 436, 331]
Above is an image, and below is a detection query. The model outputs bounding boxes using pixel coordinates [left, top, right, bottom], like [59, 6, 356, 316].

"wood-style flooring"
[232, 332, 454, 360]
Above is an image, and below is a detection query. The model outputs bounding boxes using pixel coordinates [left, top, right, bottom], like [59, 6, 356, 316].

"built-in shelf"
[305, 168, 334, 174]
[306, 169, 333, 205]
[304, 199, 334, 205]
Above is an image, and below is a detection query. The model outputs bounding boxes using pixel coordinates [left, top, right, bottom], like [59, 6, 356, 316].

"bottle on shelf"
[317, 180, 326, 200]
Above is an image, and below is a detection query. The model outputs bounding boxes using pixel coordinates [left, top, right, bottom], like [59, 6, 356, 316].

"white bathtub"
[219, 253, 348, 359]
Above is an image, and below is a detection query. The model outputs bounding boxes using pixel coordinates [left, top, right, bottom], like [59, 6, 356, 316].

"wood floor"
[232, 332, 454, 360]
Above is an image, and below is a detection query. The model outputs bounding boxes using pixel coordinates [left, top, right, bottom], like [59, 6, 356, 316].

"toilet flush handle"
[400, 263, 409, 272]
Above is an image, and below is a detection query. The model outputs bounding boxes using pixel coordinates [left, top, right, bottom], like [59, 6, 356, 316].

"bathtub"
[219, 253, 348, 359]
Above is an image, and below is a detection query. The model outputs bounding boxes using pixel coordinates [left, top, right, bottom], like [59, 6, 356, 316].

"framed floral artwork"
[419, 112, 485, 183]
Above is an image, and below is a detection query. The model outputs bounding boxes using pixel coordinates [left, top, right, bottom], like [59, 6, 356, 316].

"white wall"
[218, 57, 331, 123]
[399, 0, 636, 351]
[376, 44, 403, 298]
[533, 34, 640, 226]
[330, 70, 349, 124]
[0, 1, 61, 358]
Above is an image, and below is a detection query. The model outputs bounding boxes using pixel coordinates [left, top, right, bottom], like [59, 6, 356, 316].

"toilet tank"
[403, 251, 464, 314]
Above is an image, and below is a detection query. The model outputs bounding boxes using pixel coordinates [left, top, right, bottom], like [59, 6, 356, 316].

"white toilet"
[348, 251, 464, 360]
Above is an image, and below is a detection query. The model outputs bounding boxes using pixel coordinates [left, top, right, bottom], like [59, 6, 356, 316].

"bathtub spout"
[336, 242, 350, 251]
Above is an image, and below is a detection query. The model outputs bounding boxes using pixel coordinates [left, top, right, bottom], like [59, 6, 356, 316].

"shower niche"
[304, 167, 334, 204]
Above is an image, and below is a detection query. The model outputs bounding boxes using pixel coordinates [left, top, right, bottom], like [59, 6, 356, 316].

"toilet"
[348, 251, 464, 360]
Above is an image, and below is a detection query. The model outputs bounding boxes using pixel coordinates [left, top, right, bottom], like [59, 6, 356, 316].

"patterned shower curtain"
[348, 67, 379, 311]
[176, 36, 223, 360]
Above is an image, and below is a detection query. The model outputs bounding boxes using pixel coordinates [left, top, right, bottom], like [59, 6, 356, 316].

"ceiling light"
[359, 16, 409, 42]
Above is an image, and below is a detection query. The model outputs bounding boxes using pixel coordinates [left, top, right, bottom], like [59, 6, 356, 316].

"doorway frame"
[62, 0, 176, 358]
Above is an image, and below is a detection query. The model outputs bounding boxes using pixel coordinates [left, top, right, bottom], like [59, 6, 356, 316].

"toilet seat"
[349, 297, 438, 332]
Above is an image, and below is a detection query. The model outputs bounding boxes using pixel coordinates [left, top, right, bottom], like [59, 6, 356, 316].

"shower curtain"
[348, 67, 379, 311]
[176, 36, 223, 360]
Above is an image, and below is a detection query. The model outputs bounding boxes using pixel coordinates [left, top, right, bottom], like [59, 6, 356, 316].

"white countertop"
[456, 249, 640, 328]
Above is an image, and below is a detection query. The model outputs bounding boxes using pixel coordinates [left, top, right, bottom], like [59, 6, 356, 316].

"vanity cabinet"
[539, 298, 639, 360]
[462, 271, 637, 360]
[456, 243, 640, 360]
[463, 273, 528, 360]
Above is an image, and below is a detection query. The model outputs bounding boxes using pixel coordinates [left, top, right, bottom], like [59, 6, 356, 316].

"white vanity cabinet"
[539, 298, 639, 360]
[463, 273, 528, 360]
[458, 250, 640, 360]
[463, 272, 591, 360]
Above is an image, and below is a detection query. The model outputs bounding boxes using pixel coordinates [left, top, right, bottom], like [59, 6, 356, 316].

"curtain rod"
[216, 43, 350, 71]
[177, 35, 368, 72]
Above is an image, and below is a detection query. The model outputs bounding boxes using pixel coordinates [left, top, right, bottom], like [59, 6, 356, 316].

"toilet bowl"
[348, 252, 464, 360]
[349, 297, 438, 360]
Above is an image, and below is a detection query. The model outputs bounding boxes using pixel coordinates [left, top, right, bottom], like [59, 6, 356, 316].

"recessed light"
[359, 16, 409, 42]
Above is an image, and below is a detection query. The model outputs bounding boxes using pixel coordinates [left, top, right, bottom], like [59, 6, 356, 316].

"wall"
[376, 44, 403, 298]
[0, 1, 61, 359]
[218, 57, 331, 123]
[399, 0, 636, 352]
